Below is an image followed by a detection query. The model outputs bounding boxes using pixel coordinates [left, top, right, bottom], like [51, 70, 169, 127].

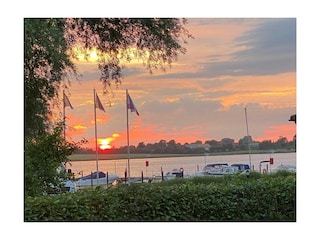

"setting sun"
[71, 46, 100, 62]
[98, 134, 120, 150]
[99, 138, 112, 150]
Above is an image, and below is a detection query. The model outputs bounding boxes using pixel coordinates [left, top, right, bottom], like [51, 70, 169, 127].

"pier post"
[161, 167, 164, 181]
[141, 171, 144, 183]
[90, 172, 93, 188]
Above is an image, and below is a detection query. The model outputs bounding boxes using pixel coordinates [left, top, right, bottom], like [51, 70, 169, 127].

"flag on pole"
[127, 92, 139, 116]
[95, 92, 105, 112]
[63, 92, 74, 109]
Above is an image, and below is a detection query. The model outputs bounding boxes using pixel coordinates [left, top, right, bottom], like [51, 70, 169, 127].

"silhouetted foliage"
[25, 122, 81, 196]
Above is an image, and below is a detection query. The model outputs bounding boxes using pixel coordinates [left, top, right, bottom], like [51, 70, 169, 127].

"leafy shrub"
[25, 174, 295, 221]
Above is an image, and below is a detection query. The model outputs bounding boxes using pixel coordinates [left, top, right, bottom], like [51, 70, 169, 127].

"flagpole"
[63, 90, 66, 140]
[126, 89, 131, 183]
[94, 89, 99, 185]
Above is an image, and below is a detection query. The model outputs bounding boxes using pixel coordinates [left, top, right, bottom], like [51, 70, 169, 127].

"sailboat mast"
[244, 107, 252, 169]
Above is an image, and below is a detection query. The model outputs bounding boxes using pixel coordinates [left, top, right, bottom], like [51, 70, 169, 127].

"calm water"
[68, 152, 296, 178]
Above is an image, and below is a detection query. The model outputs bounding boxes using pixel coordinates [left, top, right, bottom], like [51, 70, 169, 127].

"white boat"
[186, 163, 229, 177]
[63, 180, 77, 192]
[206, 166, 240, 176]
[187, 165, 242, 178]
[272, 164, 296, 172]
[164, 168, 184, 180]
[75, 171, 119, 188]
[149, 168, 184, 182]
[230, 163, 250, 172]
[188, 162, 251, 178]
[200, 163, 229, 175]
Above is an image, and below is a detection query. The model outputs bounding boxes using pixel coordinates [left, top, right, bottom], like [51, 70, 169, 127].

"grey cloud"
[195, 78, 235, 90]
[205, 18, 296, 76]
[78, 69, 101, 81]
[78, 66, 144, 81]
[231, 18, 296, 74]
[141, 96, 223, 131]
[143, 71, 199, 80]
[122, 67, 146, 77]
[146, 19, 296, 80]
[187, 18, 265, 26]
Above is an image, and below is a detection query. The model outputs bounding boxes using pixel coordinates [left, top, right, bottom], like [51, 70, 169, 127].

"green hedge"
[25, 173, 296, 221]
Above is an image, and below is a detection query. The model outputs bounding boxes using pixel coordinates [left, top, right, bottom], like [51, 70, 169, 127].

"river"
[68, 152, 296, 178]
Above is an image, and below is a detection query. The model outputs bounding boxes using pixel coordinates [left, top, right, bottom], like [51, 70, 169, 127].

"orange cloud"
[90, 116, 109, 125]
[73, 124, 87, 130]
[112, 133, 120, 138]
[219, 72, 296, 109]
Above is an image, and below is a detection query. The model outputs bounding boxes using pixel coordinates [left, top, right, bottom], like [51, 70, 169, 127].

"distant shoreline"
[68, 149, 295, 161]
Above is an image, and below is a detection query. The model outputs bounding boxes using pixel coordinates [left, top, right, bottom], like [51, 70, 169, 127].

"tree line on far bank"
[76, 135, 296, 155]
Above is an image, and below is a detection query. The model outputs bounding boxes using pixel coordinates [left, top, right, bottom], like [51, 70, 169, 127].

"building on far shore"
[185, 143, 211, 151]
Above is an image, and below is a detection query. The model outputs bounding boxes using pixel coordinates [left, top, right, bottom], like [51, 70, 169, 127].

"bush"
[25, 173, 296, 221]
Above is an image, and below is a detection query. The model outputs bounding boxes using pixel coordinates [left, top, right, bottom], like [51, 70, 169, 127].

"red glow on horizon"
[255, 124, 296, 142]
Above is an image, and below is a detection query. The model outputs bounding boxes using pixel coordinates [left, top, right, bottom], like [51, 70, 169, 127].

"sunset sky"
[60, 18, 296, 150]
[3, 0, 318, 237]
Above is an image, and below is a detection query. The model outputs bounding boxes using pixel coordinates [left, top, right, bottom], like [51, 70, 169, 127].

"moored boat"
[230, 163, 250, 172]
[75, 171, 119, 188]
[164, 168, 184, 180]
[272, 164, 296, 172]
[206, 166, 239, 176]
[195, 163, 250, 176]
[201, 163, 228, 175]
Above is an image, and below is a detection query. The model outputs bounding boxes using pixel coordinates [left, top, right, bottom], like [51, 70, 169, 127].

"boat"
[204, 163, 228, 169]
[188, 163, 250, 178]
[206, 166, 239, 176]
[149, 168, 185, 182]
[272, 164, 296, 172]
[63, 180, 77, 192]
[44, 179, 77, 194]
[201, 163, 229, 175]
[75, 171, 119, 188]
[230, 163, 250, 173]
[189, 163, 238, 176]
[164, 168, 184, 180]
